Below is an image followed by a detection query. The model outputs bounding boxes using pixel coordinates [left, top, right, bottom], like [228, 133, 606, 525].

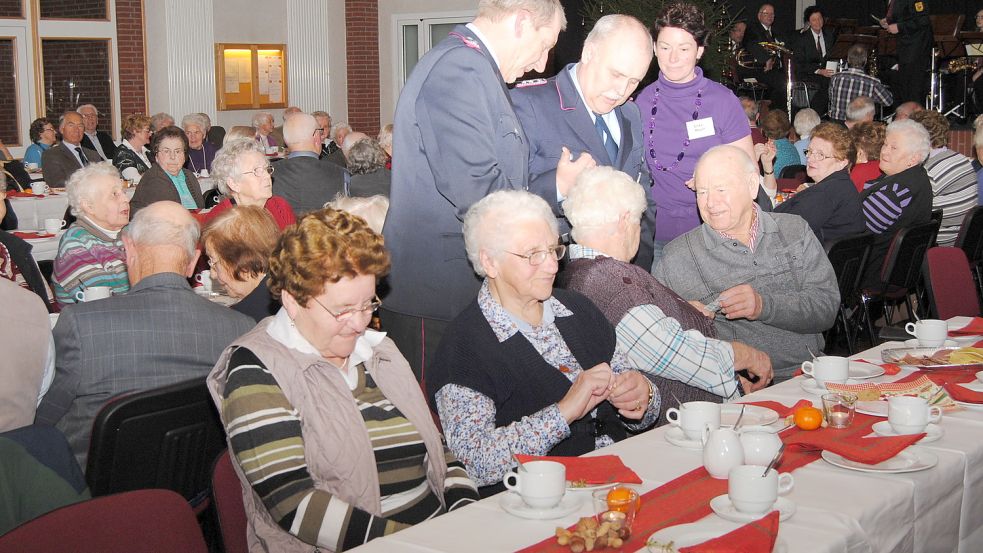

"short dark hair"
[653, 2, 708, 46]
[29, 118, 52, 143]
[803, 5, 824, 24]
[150, 125, 189, 157]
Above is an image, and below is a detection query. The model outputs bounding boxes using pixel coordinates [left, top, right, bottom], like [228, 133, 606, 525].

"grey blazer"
[511, 64, 657, 270]
[271, 154, 347, 215]
[35, 272, 255, 468]
[128, 164, 204, 214]
[41, 143, 100, 187]
[383, 24, 530, 321]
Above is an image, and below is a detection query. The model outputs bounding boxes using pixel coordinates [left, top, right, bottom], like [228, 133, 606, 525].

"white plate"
[849, 361, 886, 380]
[955, 400, 983, 411]
[904, 339, 958, 348]
[664, 426, 704, 449]
[871, 421, 944, 444]
[977, 370, 983, 383]
[821, 447, 938, 474]
[646, 520, 787, 552]
[961, 381, 983, 392]
[499, 492, 582, 520]
[951, 334, 983, 346]
[800, 377, 860, 396]
[709, 494, 795, 523]
[724, 404, 779, 427]
[856, 400, 889, 417]
[566, 481, 617, 492]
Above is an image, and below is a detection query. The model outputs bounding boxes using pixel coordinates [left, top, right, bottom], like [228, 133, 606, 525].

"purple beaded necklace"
[646, 84, 705, 172]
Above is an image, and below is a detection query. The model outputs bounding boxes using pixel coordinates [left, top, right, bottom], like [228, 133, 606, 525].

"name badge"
[686, 117, 716, 140]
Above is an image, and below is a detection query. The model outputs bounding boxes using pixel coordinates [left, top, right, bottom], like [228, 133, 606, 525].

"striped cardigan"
[924, 148, 979, 246]
[52, 217, 129, 305]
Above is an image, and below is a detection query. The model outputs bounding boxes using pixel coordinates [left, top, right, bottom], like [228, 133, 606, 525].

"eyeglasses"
[42, 126, 55, 133]
[506, 244, 566, 266]
[804, 148, 837, 162]
[311, 294, 382, 322]
[314, 128, 325, 136]
[159, 148, 185, 157]
[241, 165, 274, 177]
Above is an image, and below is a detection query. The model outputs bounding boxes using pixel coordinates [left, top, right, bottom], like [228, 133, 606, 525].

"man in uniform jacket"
[511, 14, 657, 270]
[382, 0, 576, 379]
[881, 0, 932, 105]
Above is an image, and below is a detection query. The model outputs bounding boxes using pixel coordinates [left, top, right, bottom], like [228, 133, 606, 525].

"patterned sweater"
[52, 217, 129, 306]
[923, 148, 978, 246]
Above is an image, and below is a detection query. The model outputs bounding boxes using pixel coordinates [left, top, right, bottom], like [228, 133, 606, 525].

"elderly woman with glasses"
[23, 118, 57, 168]
[426, 190, 658, 493]
[129, 126, 204, 214]
[774, 122, 866, 244]
[197, 139, 295, 229]
[52, 162, 130, 305]
[182, 113, 217, 176]
[208, 208, 479, 552]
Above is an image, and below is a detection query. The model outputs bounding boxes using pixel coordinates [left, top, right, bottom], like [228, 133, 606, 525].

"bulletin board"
[215, 43, 288, 110]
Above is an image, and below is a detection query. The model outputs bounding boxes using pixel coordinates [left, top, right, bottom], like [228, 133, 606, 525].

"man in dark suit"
[511, 14, 656, 269]
[322, 121, 350, 168]
[35, 201, 255, 467]
[792, 6, 836, 116]
[382, 0, 582, 379]
[743, 3, 788, 111]
[272, 113, 347, 214]
[41, 112, 100, 188]
[77, 104, 117, 161]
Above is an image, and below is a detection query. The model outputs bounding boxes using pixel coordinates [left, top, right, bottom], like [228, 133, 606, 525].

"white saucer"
[871, 421, 944, 443]
[821, 447, 938, 474]
[849, 361, 885, 380]
[499, 492, 582, 520]
[723, 404, 779, 426]
[709, 494, 795, 523]
[800, 377, 859, 395]
[647, 520, 788, 552]
[904, 339, 958, 348]
[955, 400, 983, 411]
[664, 425, 704, 449]
[856, 400, 889, 417]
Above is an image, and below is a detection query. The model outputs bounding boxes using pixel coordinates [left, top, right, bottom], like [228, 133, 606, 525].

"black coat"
[775, 169, 866, 244]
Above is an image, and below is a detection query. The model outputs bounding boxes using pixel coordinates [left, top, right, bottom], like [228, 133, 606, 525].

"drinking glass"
[822, 392, 857, 429]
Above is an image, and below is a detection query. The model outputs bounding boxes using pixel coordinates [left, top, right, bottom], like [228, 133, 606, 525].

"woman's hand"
[556, 363, 613, 423]
[607, 370, 652, 420]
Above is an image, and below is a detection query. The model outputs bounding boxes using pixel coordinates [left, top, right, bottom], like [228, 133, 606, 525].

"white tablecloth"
[8, 193, 70, 231]
[351, 316, 983, 553]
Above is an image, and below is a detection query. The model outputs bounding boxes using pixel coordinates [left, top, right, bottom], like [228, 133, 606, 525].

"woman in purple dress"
[636, 3, 754, 268]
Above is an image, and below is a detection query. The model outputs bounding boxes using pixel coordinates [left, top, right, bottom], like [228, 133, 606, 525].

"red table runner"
[517, 402, 894, 552]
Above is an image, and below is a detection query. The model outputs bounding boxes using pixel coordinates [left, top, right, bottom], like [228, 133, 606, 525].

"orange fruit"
[793, 406, 823, 430]
[606, 486, 641, 513]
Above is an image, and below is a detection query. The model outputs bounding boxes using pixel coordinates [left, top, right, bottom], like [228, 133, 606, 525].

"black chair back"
[779, 164, 806, 180]
[825, 233, 873, 304]
[956, 206, 983, 265]
[202, 188, 223, 207]
[880, 219, 941, 290]
[85, 377, 225, 508]
[206, 126, 226, 148]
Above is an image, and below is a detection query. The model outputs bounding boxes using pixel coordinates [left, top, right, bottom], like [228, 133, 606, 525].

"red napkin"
[514, 454, 641, 484]
[950, 318, 983, 336]
[943, 384, 983, 404]
[856, 359, 902, 376]
[784, 427, 924, 464]
[679, 511, 780, 553]
[743, 399, 813, 419]
[12, 231, 54, 239]
[919, 371, 983, 404]
[6, 191, 43, 198]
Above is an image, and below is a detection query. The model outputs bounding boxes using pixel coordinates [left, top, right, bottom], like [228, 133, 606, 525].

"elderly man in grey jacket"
[654, 146, 839, 382]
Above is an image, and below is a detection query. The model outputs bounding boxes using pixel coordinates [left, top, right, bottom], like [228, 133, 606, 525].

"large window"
[0, 37, 17, 144]
[39, 0, 107, 20]
[396, 13, 473, 87]
[41, 39, 112, 123]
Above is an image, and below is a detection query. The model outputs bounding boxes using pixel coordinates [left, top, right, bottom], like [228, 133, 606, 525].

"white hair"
[886, 119, 931, 164]
[76, 104, 98, 115]
[564, 167, 646, 243]
[477, 0, 565, 29]
[793, 108, 821, 137]
[974, 124, 983, 148]
[181, 113, 209, 132]
[150, 112, 174, 131]
[377, 124, 393, 154]
[122, 202, 200, 262]
[584, 14, 651, 47]
[251, 112, 273, 129]
[846, 96, 875, 121]
[211, 139, 266, 195]
[66, 161, 121, 216]
[329, 121, 352, 142]
[462, 190, 559, 277]
[327, 194, 389, 234]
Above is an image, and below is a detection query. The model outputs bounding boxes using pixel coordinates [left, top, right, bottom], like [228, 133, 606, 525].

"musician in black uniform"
[880, 0, 932, 105]
[793, 6, 836, 116]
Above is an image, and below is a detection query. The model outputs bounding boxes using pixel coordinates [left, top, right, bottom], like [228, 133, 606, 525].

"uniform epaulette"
[515, 78, 548, 88]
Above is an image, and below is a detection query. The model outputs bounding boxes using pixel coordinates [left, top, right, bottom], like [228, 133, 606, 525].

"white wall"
[145, 0, 348, 131]
[377, 0, 477, 126]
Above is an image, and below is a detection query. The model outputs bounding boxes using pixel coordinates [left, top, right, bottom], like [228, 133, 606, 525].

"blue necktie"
[594, 114, 619, 163]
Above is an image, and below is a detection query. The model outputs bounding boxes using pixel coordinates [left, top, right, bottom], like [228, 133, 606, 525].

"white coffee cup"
[728, 465, 794, 514]
[502, 460, 566, 509]
[666, 401, 721, 441]
[739, 426, 783, 466]
[43, 218, 66, 234]
[31, 182, 49, 195]
[196, 270, 213, 292]
[905, 319, 948, 347]
[801, 356, 849, 387]
[198, 169, 210, 178]
[74, 286, 113, 302]
[888, 395, 942, 434]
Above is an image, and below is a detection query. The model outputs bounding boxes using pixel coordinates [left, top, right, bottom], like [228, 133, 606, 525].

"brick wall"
[345, 0, 380, 135]
[39, 0, 107, 19]
[950, 129, 973, 159]
[0, 0, 22, 17]
[41, 39, 112, 130]
[116, 0, 147, 121]
[0, 40, 17, 144]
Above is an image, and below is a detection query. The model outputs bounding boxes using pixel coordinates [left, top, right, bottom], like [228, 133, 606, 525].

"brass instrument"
[735, 48, 764, 69]
[868, 48, 879, 78]
[759, 41, 793, 56]
[947, 57, 979, 73]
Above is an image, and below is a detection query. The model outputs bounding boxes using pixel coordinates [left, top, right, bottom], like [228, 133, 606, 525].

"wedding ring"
[635, 400, 641, 411]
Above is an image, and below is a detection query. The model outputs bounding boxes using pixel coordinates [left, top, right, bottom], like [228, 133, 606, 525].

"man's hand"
[878, 18, 888, 29]
[731, 342, 773, 393]
[765, 58, 775, 72]
[887, 23, 899, 34]
[817, 69, 835, 78]
[607, 370, 651, 420]
[719, 284, 763, 320]
[556, 146, 596, 197]
[556, 363, 613, 423]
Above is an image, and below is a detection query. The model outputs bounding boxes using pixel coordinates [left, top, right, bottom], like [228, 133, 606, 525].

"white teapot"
[702, 426, 744, 479]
